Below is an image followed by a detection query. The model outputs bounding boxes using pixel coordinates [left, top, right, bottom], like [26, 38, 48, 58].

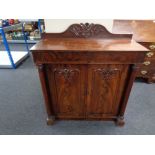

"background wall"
[44, 19, 114, 33]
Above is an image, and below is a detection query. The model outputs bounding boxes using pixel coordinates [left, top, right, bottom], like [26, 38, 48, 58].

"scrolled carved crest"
[69, 23, 110, 38]
[42, 23, 133, 39]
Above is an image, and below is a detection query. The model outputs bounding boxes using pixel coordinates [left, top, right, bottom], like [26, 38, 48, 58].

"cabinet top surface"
[31, 38, 148, 52]
[113, 20, 155, 42]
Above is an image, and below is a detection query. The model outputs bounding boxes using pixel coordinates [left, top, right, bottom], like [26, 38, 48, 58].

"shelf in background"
[19, 19, 38, 23]
[0, 51, 29, 68]
[0, 39, 39, 44]
[1, 23, 23, 33]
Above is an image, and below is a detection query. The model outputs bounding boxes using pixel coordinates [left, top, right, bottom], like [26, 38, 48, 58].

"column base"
[115, 116, 125, 127]
[47, 116, 55, 125]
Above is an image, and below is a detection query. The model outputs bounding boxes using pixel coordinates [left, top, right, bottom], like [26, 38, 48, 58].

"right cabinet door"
[86, 64, 129, 118]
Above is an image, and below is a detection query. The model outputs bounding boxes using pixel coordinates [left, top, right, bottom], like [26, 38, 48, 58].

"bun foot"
[115, 116, 125, 127]
[47, 116, 55, 125]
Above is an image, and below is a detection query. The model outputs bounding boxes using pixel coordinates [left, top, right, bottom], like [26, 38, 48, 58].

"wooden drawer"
[32, 51, 145, 65]
[144, 57, 155, 62]
[137, 42, 155, 82]
[137, 55, 155, 82]
[139, 42, 155, 51]
[140, 60, 155, 69]
[139, 42, 155, 59]
[144, 51, 155, 59]
[137, 68, 155, 77]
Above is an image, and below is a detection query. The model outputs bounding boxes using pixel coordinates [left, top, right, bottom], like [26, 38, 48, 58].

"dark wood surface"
[113, 20, 155, 42]
[31, 38, 147, 52]
[31, 23, 148, 126]
[113, 20, 155, 83]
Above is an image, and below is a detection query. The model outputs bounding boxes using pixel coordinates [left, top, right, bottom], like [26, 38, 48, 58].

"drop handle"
[146, 52, 154, 57]
[149, 45, 155, 50]
[143, 61, 151, 66]
[141, 70, 148, 75]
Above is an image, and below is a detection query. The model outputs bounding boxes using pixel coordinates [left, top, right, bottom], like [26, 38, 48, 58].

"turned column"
[37, 64, 55, 125]
[116, 64, 140, 126]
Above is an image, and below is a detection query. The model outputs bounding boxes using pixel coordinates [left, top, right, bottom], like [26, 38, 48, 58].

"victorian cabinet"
[113, 20, 155, 83]
[31, 23, 148, 126]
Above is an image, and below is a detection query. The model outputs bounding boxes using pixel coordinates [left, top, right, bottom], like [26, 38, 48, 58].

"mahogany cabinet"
[113, 20, 155, 83]
[31, 23, 148, 126]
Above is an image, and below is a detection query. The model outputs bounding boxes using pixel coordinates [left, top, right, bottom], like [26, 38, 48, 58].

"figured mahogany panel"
[46, 64, 86, 119]
[32, 51, 145, 65]
[86, 64, 129, 118]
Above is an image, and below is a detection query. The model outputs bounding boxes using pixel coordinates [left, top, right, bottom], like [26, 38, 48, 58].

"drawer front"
[137, 68, 155, 77]
[149, 44, 155, 51]
[145, 51, 155, 59]
[139, 42, 155, 51]
[144, 57, 155, 62]
[139, 60, 155, 70]
[139, 42, 155, 59]
[32, 51, 145, 64]
[136, 45, 155, 78]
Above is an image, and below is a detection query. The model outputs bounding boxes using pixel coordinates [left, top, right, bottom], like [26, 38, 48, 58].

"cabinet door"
[86, 64, 129, 118]
[46, 65, 86, 119]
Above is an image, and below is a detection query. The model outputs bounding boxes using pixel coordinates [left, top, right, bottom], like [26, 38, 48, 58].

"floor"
[0, 44, 155, 135]
[0, 42, 29, 68]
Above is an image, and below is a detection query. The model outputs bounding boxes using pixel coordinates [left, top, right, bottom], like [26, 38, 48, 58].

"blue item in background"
[2, 20, 9, 27]
[0, 23, 30, 69]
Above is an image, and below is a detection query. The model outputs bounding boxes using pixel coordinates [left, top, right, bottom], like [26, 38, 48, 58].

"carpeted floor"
[0, 44, 155, 135]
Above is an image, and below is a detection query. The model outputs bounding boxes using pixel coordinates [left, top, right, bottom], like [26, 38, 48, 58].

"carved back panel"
[42, 23, 133, 40]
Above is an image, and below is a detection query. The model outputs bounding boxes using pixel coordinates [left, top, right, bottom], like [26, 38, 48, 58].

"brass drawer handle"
[146, 52, 154, 57]
[143, 61, 151, 66]
[141, 70, 148, 75]
[149, 45, 155, 50]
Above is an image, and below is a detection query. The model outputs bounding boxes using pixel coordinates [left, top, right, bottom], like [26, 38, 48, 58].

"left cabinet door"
[46, 64, 86, 119]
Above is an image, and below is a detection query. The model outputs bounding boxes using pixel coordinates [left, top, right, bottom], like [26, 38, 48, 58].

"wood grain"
[31, 23, 147, 126]
[46, 65, 86, 119]
[113, 20, 155, 83]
